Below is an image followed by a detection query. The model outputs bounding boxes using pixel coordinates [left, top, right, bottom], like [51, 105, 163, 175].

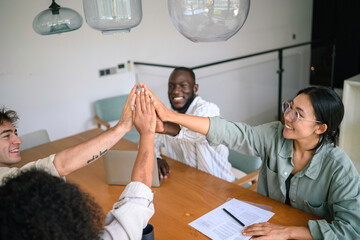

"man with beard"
[155, 67, 235, 182]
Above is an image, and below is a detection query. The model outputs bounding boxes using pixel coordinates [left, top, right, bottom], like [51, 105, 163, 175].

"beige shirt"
[0, 154, 61, 186]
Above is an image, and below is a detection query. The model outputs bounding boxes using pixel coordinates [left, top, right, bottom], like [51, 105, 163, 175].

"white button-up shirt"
[155, 96, 234, 182]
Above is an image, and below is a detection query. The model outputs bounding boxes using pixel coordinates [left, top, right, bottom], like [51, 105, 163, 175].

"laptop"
[103, 150, 163, 187]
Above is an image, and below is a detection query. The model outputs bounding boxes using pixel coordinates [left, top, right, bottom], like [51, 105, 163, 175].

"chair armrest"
[247, 182, 258, 191]
[94, 116, 110, 129]
[233, 169, 259, 186]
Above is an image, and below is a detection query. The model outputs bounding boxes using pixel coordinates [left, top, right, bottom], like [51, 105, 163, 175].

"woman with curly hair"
[143, 83, 360, 239]
[0, 88, 156, 239]
[0, 169, 104, 240]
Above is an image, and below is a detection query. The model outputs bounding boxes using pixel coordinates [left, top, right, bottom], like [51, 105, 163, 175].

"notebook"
[103, 150, 162, 187]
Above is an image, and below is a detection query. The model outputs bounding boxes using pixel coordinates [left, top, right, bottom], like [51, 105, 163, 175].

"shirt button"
[291, 199, 296, 203]
[292, 182, 296, 186]
[284, 172, 288, 176]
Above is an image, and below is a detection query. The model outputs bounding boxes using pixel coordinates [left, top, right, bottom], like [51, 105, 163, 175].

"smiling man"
[0, 109, 21, 167]
[0, 85, 138, 185]
[155, 67, 235, 182]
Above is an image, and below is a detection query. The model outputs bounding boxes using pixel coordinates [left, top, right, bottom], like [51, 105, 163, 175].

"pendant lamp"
[168, 0, 250, 42]
[83, 0, 143, 34]
[33, 0, 83, 35]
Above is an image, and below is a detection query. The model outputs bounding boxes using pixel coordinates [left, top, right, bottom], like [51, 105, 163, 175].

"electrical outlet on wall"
[99, 67, 117, 77]
[118, 63, 125, 73]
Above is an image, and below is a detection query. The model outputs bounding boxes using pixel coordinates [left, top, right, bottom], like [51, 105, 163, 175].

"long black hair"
[297, 87, 344, 151]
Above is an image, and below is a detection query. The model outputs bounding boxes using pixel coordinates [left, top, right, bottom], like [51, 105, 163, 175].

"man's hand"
[117, 84, 137, 132]
[157, 158, 170, 179]
[155, 116, 165, 133]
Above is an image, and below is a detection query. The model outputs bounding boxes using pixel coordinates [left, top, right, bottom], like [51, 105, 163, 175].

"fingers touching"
[118, 84, 137, 131]
[133, 87, 156, 135]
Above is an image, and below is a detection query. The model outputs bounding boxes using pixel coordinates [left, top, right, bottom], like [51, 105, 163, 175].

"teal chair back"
[228, 149, 262, 174]
[94, 95, 140, 143]
[95, 95, 127, 122]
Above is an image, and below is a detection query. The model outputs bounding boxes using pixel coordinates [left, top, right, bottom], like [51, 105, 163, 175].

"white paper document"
[189, 198, 275, 240]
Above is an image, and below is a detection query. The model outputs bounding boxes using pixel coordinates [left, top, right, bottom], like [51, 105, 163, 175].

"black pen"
[223, 208, 245, 227]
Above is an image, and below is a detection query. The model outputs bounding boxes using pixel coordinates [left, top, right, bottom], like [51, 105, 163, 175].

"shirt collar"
[184, 96, 201, 114]
[301, 144, 327, 180]
[170, 96, 201, 114]
[278, 133, 326, 180]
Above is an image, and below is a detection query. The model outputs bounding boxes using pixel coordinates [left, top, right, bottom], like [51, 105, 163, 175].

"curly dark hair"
[0, 106, 19, 126]
[0, 169, 104, 240]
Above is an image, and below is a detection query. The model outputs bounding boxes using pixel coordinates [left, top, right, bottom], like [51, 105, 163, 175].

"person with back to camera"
[0, 87, 157, 239]
[142, 82, 360, 239]
[155, 67, 234, 182]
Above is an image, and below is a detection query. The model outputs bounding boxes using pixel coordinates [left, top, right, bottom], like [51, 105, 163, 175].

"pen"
[223, 208, 245, 227]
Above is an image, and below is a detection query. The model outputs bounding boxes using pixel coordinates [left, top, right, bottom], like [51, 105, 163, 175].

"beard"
[170, 91, 196, 113]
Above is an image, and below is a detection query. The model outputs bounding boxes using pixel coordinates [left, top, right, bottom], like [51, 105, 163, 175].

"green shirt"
[207, 117, 360, 239]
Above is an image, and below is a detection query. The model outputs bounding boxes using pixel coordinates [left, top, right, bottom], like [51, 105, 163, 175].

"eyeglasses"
[282, 101, 322, 124]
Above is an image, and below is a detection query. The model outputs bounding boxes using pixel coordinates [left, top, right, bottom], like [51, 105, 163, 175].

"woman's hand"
[242, 222, 290, 239]
[139, 82, 172, 122]
[242, 222, 313, 240]
[133, 88, 156, 135]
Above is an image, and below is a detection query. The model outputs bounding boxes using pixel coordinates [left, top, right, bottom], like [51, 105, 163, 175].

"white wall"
[339, 74, 360, 172]
[0, 0, 313, 141]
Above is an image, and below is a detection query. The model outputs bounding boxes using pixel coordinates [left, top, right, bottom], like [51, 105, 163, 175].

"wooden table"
[19, 128, 319, 239]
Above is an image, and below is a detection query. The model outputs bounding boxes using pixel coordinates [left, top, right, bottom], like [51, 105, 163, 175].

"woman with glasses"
[142, 83, 360, 239]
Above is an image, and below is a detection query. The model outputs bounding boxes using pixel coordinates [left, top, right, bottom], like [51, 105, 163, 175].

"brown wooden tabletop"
[19, 128, 319, 239]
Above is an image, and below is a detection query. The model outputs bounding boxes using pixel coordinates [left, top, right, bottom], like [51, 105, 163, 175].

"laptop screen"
[103, 150, 162, 187]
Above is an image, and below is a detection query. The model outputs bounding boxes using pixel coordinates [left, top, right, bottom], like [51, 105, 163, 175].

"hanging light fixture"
[168, 0, 250, 42]
[83, 0, 143, 34]
[33, 0, 83, 35]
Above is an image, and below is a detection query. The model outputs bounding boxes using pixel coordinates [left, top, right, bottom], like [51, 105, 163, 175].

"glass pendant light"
[33, 0, 83, 35]
[83, 0, 143, 34]
[168, 0, 250, 42]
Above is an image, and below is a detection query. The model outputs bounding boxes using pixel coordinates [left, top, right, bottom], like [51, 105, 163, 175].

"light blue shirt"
[207, 117, 360, 239]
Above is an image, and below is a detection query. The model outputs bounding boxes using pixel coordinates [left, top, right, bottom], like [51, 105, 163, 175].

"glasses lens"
[282, 102, 290, 113]
[289, 109, 299, 122]
[282, 101, 299, 122]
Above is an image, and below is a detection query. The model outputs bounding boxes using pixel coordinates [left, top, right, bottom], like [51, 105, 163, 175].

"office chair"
[19, 129, 50, 151]
[94, 94, 140, 143]
[228, 149, 262, 191]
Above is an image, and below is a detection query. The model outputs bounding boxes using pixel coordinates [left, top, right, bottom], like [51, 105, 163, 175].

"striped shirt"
[155, 96, 234, 182]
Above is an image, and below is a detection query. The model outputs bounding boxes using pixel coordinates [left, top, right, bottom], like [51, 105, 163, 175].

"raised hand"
[118, 84, 137, 132]
[133, 88, 156, 135]
[138, 82, 210, 136]
[139, 82, 171, 122]
[131, 88, 156, 187]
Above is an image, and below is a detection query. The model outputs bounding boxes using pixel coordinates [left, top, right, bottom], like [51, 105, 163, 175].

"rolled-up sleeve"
[100, 181, 154, 240]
